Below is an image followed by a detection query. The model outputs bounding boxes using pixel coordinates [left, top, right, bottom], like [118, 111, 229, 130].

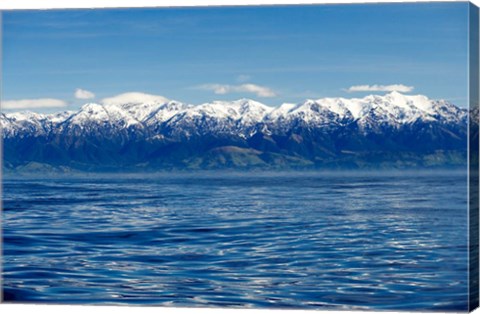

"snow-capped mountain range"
[1, 92, 472, 171]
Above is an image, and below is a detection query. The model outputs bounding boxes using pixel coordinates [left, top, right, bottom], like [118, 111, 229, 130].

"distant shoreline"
[2, 166, 469, 180]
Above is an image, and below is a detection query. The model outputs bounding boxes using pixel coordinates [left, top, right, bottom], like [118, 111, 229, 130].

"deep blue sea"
[2, 171, 469, 310]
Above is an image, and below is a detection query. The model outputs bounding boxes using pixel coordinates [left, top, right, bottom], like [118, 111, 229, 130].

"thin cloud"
[198, 83, 276, 98]
[74, 88, 95, 99]
[101, 92, 169, 105]
[346, 84, 414, 93]
[2, 98, 67, 110]
[236, 74, 251, 83]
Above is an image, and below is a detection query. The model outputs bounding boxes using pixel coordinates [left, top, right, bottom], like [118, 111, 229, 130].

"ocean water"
[2, 171, 469, 310]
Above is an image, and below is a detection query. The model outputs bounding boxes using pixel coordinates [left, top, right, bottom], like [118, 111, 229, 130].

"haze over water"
[2, 171, 468, 310]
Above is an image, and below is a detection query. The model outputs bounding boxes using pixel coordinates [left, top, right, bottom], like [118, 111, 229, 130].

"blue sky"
[1, 2, 470, 112]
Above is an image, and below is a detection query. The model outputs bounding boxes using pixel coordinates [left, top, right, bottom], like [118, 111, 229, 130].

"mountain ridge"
[1, 92, 470, 171]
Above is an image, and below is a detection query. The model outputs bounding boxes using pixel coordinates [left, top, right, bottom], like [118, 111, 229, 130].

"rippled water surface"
[2, 171, 468, 310]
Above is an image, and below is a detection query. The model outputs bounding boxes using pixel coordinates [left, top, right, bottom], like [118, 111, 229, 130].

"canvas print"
[1, 2, 479, 312]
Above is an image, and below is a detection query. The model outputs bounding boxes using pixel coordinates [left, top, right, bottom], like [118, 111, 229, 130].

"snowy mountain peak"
[6, 111, 46, 121]
[190, 99, 272, 120]
[143, 100, 192, 125]
[80, 102, 102, 110]
[73, 103, 109, 122]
